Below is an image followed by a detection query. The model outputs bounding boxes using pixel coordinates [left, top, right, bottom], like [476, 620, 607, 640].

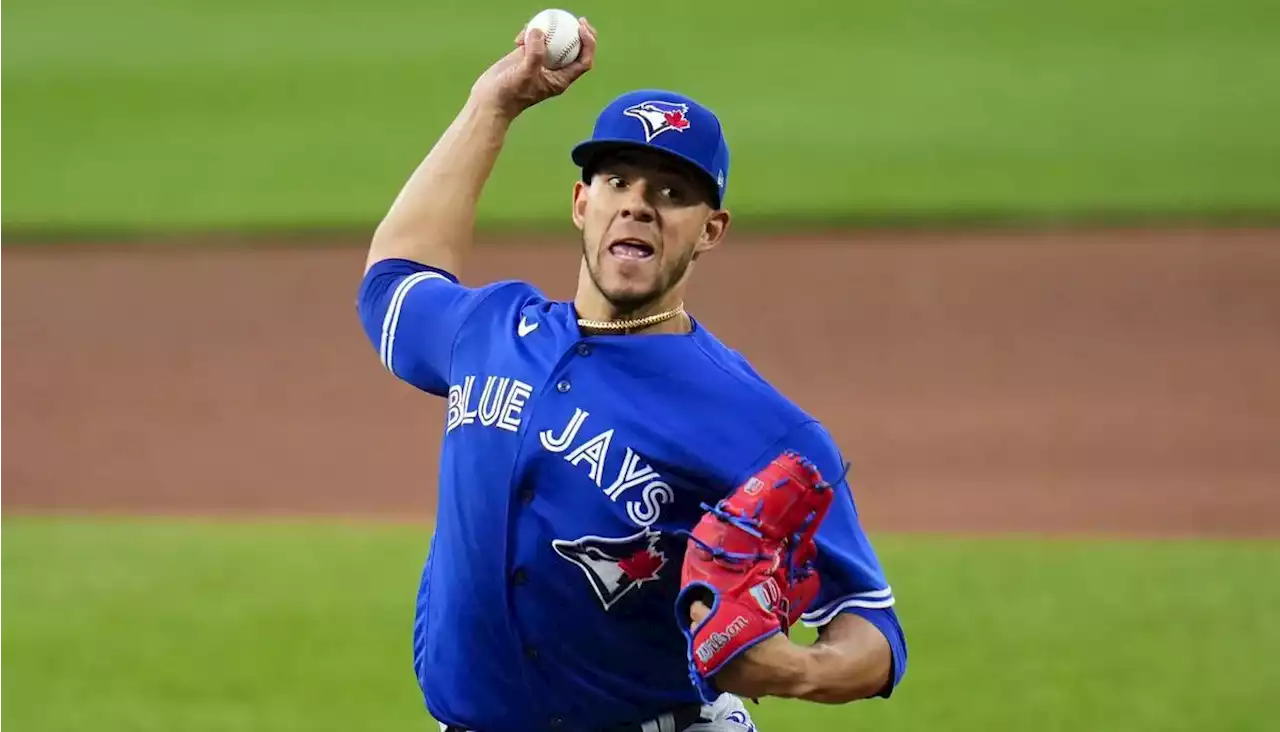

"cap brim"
[571, 139, 722, 208]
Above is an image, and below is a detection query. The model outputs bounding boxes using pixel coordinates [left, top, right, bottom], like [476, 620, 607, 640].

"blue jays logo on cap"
[623, 100, 692, 143]
[571, 89, 731, 208]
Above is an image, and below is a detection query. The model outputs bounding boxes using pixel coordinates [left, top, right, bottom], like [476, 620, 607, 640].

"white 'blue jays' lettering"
[537, 406, 675, 527]
[449, 389, 677, 527]
[446, 374, 534, 433]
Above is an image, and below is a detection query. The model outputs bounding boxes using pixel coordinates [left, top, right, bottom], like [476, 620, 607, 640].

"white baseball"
[524, 9, 582, 70]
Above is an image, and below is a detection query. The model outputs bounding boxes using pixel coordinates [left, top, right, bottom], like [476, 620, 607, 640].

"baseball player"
[355, 17, 907, 732]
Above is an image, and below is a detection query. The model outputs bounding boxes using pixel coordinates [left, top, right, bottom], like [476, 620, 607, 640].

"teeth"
[610, 241, 652, 259]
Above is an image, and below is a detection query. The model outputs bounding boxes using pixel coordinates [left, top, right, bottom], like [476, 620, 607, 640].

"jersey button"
[576, 343, 591, 356]
[556, 380, 571, 393]
[512, 568, 528, 585]
[525, 645, 539, 660]
[518, 487, 535, 504]
[549, 717, 564, 728]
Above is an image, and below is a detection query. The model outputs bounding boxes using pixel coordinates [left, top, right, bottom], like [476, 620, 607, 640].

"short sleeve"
[355, 258, 487, 396]
[745, 419, 908, 696]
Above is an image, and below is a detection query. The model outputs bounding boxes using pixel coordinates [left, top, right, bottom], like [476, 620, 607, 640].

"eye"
[607, 175, 627, 189]
[660, 186, 685, 202]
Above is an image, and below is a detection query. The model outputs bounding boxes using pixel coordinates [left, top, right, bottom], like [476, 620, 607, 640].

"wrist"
[464, 92, 520, 127]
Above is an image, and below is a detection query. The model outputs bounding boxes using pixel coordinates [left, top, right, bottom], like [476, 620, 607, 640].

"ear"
[694, 208, 731, 255]
[571, 180, 590, 230]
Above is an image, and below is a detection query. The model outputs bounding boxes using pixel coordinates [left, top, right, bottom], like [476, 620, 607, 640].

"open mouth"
[608, 238, 655, 260]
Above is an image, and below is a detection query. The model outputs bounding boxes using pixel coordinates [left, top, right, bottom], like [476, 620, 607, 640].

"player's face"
[572, 151, 730, 312]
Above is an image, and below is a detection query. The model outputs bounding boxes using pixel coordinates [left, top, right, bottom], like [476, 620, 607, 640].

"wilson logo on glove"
[695, 615, 749, 663]
[673, 451, 841, 704]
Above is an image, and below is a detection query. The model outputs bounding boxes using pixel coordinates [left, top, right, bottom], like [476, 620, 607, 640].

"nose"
[619, 181, 656, 223]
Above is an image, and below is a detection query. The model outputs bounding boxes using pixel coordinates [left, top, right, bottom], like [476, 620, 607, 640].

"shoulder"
[360, 258, 549, 316]
[355, 259, 553, 395]
[463, 278, 549, 316]
[677, 325, 837, 486]
[687, 324, 817, 426]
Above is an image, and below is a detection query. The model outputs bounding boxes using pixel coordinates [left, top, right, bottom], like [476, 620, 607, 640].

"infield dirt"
[4, 227, 1278, 537]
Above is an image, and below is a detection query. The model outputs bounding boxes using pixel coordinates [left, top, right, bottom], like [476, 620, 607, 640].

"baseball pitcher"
[355, 17, 908, 732]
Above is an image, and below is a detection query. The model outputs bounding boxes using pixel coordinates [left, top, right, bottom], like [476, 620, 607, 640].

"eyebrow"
[601, 158, 696, 185]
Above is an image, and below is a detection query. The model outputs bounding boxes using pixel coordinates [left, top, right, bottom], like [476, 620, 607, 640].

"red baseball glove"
[674, 450, 838, 703]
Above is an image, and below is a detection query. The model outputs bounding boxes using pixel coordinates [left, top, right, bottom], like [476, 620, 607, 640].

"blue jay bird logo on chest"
[552, 528, 669, 610]
[623, 101, 692, 143]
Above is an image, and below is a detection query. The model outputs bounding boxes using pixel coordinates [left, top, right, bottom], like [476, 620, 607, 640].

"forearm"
[786, 622, 893, 703]
[714, 614, 892, 704]
[367, 97, 513, 275]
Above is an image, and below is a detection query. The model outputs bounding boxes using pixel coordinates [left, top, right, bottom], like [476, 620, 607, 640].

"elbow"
[805, 656, 894, 705]
[367, 214, 421, 267]
[851, 654, 897, 703]
[366, 226, 404, 272]
[801, 610, 906, 704]
[808, 690, 874, 705]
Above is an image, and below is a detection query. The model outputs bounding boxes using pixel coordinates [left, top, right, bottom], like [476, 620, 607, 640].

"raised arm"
[365, 18, 598, 275]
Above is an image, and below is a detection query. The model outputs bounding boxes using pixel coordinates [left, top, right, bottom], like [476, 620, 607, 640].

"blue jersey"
[357, 259, 908, 732]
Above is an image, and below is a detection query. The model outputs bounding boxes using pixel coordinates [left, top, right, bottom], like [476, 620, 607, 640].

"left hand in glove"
[674, 450, 837, 703]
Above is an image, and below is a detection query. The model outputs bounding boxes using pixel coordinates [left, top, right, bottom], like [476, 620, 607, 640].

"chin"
[592, 266, 656, 301]
[604, 289, 660, 312]
[600, 281, 663, 311]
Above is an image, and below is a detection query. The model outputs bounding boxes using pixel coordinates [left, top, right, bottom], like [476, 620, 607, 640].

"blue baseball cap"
[571, 89, 730, 208]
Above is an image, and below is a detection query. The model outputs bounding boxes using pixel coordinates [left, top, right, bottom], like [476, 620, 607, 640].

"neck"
[574, 282, 691, 336]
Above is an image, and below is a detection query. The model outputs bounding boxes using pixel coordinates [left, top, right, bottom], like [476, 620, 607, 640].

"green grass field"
[5, 0, 1279, 231]
[4, 517, 1276, 731]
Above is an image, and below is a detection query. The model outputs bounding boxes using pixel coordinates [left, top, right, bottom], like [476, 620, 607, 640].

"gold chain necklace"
[577, 303, 687, 334]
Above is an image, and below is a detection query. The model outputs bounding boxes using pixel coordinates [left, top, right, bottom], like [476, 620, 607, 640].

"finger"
[689, 601, 710, 625]
[555, 18, 596, 81]
[522, 27, 547, 71]
[576, 17, 597, 68]
[514, 27, 525, 46]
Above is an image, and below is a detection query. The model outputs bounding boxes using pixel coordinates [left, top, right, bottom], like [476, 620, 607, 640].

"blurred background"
[3, 1, 1278, 730]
